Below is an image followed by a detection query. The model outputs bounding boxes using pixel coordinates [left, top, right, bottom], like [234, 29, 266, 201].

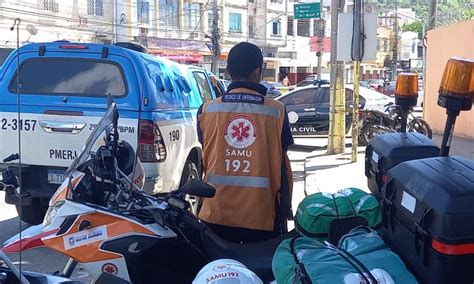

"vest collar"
[227, 81, 267, 96]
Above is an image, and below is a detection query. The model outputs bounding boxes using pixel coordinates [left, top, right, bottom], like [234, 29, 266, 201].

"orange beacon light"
[437, 57, 474, 156]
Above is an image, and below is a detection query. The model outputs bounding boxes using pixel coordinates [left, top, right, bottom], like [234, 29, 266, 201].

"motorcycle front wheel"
[409, 119, 433, 138]
[360, 121, 393, 145]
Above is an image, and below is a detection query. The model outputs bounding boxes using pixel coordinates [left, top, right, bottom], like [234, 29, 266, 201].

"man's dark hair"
[226, 42, 263, 81]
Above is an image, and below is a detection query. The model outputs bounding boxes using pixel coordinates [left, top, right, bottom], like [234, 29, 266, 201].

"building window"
[159, 0, 179, 28]
[229, 13, 242, 32]
[184, 2, 200, 29]
[87, 0, 103, 16]
[287, 16, 293, 36]
[249, 0, 254, 3]
[383, 39, 388, 52]
[270, 0, 282, 2]
[249, 16, 256, 37]
[137, 1, 149, 24]
[272, 20, 281, 36]
[297, 19, 310, 37]
[43, 0, 58, 13]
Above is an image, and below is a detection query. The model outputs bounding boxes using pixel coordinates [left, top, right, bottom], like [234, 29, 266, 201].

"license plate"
[47, 169, 67, 184]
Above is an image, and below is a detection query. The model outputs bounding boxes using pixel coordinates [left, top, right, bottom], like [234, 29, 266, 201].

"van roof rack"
[115, 42, 148, 53]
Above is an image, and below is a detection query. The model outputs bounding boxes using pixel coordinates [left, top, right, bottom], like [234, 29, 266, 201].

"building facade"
[116, 0, 288, 80]
[0, 0, 114, 51]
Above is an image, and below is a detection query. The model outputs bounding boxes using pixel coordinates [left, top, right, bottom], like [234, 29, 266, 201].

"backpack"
[272, 226, 418, 284]
[295, 188, 382, 244]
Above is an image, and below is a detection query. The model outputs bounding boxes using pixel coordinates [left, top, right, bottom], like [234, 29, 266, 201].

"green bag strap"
[289, 237, 313, 284]
[339, 191, 358, 216]
[326, 241, 378, 284]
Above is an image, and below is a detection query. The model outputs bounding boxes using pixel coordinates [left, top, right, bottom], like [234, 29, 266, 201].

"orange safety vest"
[198, 91, 288, 231]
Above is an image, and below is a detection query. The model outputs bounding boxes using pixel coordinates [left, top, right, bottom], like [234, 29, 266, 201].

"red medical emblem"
[232, 122, 250, 141]
[224, 115, 257, 149]
[101, 263, 118, 275]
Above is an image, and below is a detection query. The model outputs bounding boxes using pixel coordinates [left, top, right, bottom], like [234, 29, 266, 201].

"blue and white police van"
[0, 42, 217, 224]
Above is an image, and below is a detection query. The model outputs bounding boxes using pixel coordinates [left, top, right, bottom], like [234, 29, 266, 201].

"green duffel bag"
[295, 188, 382, 244]
[272, 226, 418, 284]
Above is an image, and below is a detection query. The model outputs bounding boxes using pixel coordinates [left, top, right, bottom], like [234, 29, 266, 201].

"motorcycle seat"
[200, 226, 297, 282]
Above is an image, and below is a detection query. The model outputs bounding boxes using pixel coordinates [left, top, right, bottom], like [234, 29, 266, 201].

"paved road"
[0, 137, 323, 281]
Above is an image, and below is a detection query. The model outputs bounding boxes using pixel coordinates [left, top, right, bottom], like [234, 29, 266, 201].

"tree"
[401, 21, 423, 39]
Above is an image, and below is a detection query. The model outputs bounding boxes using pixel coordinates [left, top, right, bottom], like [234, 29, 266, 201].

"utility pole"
[391, 0, 399, 81]
[211, 0, 220, 76]
[351, 0, 363, 162]
[328, 0, 346, 154]
[428, 0, 437, 30]
[316, 19, 325, 80]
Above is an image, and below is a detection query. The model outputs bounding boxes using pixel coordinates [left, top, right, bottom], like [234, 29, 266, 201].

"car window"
[345, 88, 353, 102]
[279, 88, 317, 105]
[9, 58, 126, 97]
[296, 80, 313, 88]
[317, 87, 330, 104]
[193, 71, 213, 102]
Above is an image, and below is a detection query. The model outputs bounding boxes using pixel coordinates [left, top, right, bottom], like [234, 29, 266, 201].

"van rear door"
[0, 45, 139, 183]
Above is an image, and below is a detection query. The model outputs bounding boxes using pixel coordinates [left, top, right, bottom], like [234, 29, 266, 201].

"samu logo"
[224, 115, 257, 149]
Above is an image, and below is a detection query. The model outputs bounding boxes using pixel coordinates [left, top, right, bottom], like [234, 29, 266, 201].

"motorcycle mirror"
[179, 179, 215, 198]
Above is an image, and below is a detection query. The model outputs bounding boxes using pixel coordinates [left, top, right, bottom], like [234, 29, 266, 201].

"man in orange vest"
[197, 42, 294, 243]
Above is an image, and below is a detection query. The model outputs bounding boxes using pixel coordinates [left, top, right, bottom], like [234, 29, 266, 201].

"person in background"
[197, 42, 294, 243]
[282, 75, 290, 86]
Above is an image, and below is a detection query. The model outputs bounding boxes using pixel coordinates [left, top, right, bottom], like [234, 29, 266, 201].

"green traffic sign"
[294, 2, 321, 19]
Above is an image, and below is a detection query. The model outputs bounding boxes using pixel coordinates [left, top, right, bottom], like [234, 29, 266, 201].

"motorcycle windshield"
[66, 103, 117, 173]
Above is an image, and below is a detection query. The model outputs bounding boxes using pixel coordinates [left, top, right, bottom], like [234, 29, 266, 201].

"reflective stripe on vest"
[207, 174, 270, 188]
[205, 103, 281, 118]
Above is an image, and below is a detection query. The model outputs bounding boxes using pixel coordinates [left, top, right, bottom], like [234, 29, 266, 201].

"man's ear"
[253, 67, 262, 82]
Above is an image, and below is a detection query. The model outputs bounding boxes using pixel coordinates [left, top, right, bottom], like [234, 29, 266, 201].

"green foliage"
[401, 21, 423, 38]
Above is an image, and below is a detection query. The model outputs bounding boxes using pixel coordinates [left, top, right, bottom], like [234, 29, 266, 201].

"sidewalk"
[300, 134, 474, 197]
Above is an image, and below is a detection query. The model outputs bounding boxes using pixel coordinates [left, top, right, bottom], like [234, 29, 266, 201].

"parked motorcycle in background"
[359, 103, 432, 146]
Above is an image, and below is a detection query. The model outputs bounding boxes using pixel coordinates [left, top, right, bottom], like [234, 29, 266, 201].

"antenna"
[11, 18, 28, 284]
[26, 24, 38, 42]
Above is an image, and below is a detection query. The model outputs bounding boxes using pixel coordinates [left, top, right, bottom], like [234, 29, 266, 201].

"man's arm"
[196, 104, 204, 144]
[281, 107, 294, 151]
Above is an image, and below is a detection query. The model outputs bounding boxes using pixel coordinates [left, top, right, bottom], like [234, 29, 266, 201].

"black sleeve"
[197, 104, 203, 144]
[281, 107, 294, 151]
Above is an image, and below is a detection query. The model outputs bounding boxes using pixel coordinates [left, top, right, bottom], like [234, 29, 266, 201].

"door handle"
[39, 121, 86, 134]
[304, 108, 316, 112]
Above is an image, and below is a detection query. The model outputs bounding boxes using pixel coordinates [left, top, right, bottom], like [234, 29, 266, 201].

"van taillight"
[138, 120, 166, 162]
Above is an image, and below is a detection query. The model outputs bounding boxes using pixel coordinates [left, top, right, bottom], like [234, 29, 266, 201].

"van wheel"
[180, 159, 202, 215]
[15, 199, 48, 225]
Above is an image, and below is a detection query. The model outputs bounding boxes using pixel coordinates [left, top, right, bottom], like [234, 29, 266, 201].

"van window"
[193, 71, 213, 102]
[9, 58, 126, 97]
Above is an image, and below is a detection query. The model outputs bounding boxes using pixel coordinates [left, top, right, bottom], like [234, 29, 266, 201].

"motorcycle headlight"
[42, 201, 65, 228]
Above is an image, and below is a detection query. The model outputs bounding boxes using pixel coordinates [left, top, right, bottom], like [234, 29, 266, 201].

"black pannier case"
[365, 132, 439, 199]
[381, 156, 474, 284]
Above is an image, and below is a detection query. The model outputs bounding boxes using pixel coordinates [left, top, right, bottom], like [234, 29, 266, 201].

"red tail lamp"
[438, 57, 474, 156]
[395, 73, 419, 132]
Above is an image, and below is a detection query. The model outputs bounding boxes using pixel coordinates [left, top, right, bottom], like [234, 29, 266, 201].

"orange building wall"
[424, 20, 474, 139]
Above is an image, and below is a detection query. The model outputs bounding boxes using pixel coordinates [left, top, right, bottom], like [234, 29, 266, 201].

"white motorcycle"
[3, 103, 292, 283]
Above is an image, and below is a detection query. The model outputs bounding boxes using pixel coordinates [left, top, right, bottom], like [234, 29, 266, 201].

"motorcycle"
[0, 182, 81, 284]
[3, 103, 290, 283]
[359, 103, 432, 146]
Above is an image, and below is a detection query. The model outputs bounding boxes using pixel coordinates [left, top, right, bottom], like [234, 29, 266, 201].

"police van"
[0, 42, 217, 224]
